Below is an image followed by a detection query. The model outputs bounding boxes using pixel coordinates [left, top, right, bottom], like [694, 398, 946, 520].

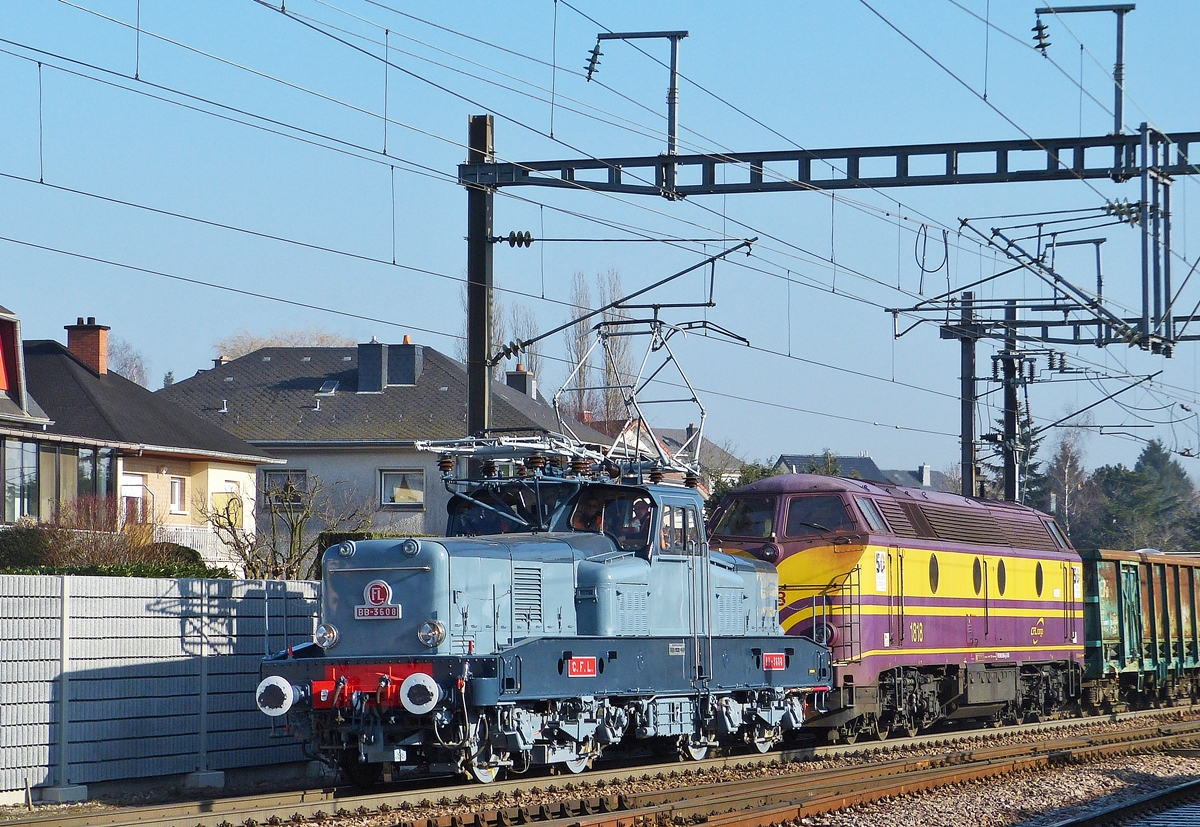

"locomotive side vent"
[919, 503, 1008, 546]
[998, 518, 1059, 551]
[513, 566, 544, 630]
[875, 500, 919, 538]
[617, 589, 649, 635]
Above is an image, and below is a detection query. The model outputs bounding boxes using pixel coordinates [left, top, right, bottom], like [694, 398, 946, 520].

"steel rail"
[11, 707, 1199, 827]
[1041, 775, 1200, 826]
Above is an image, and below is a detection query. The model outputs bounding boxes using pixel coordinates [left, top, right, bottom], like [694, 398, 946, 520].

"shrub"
[0, 522, 53, 568]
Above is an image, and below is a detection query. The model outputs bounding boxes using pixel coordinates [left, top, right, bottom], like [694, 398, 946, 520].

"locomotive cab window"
[784, 495, 855, 537]
[711, 496, 776, 538]
[659, 503, 700, 555]
[571, 487, 657, 553]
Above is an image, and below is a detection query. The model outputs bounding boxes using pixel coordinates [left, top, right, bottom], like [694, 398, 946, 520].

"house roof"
[656, 428, 743, 472]
[881, 467, 956, 492]
[774, 453, 887, 483]
[0, 306, 51, 428]
[23, 340, 276, 463]
[158, 345, 612, 446]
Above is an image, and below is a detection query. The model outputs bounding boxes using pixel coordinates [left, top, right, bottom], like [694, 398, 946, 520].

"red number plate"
[567, 656, 597, 677]
[763, 653, 786, 671]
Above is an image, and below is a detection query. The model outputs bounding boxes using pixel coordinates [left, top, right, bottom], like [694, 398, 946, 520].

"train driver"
[615, 497, 653, 551]
[571, 496, 604, 531]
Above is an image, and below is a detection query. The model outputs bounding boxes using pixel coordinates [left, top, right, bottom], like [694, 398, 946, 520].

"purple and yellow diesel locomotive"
[709, 474, 1083, 742]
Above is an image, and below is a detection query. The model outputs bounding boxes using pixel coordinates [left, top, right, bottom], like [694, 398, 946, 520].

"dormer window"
[316, 380, 339, 396]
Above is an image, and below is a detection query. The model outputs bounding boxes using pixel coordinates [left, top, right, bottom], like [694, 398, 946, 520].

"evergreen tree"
[1072, 440, 1196, 552]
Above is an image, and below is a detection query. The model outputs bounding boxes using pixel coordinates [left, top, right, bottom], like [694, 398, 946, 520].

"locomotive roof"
[732, 473, 1052, 519]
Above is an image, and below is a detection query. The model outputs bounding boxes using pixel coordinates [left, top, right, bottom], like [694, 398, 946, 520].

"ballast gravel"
[4, 711, 1200, 826]
[795, 753, 1200, 827]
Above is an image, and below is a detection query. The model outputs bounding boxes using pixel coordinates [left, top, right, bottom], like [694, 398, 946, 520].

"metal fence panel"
[0, 575, 319, 794]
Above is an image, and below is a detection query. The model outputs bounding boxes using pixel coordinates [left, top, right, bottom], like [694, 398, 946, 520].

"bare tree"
[213, 325, 356, 359]
[596, 268, 635, 423]
[1045, 425, 1090, 537]
[507, 302, 542, 380]
[195, 491, 264, 575]
[197, 474, 373, 579]
[455, 283, 507, 380]
[561, 271, 599, 422]
[109, 337, 148, 386]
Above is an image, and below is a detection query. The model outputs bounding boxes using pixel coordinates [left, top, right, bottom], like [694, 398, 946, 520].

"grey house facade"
[160, 340, 609, 537]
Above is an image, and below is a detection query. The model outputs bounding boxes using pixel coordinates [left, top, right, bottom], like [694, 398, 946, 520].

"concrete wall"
[0, 574, 318, 802]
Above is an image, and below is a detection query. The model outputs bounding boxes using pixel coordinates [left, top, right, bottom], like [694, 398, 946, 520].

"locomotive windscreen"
[712, 496, 776, 538]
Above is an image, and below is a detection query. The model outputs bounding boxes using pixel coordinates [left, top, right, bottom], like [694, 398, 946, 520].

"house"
[774, 453, 888, 482]
[0, 309, 278, 567]
[772, 452, 954, 493]
[880, 463, 956, 493]
[589, 419, 743, 491]
[159, 339, 612, 537]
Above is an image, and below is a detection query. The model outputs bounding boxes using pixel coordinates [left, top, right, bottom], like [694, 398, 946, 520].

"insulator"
[525, 453, 546, 471]
[570, 458, 589, 477]
[438, 454, 455, 475]
[684, 472, 700, 488]
[1032, 18, 1051, 55]
[481, 460, 497, 478]
[585, 43, 602, 80]
[992, 357, 1000, 380]
[650, 467, 665, 484]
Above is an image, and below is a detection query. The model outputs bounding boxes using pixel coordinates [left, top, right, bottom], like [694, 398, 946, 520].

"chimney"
[505, 363, 536, 398]
[387, 335, 424, 385]
[65, 316, 110, 375]
[920, 463, 932, 487]
[212, 355, 231, 369]
[357, 339, 387, 393]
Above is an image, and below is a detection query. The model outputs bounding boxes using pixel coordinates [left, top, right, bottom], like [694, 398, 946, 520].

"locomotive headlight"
[314, 623, 339, 649]
[400, 538, 420, 557]
[417, 619, 446, 648]
[337, 540, 355, 557]
[256, 675, 296, 717]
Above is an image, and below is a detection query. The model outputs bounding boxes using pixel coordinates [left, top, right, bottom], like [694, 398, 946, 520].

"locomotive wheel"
[562, 738, 596, 774]
[870, 716, 891, 741]
[750, 725, 779, 754]
[467, 760, 500, 784]
[340, 752, 383, 789]
[680, 735, 709, 761]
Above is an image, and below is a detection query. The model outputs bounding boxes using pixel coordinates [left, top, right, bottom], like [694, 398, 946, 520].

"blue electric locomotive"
[255, 446, 831, 784]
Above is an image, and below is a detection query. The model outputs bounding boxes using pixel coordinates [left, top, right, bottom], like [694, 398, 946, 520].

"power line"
[0, 230, 958, 438]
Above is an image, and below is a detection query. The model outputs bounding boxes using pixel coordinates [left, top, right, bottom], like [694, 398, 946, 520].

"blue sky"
[2, 0, 1199, 475]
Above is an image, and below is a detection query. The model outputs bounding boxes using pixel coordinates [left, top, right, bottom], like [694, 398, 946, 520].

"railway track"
[9, 708, 1200, 827]
[1042, 775, 1200, 826]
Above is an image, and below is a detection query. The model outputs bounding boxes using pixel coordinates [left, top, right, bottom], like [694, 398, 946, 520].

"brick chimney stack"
[65, 316, 110, 375]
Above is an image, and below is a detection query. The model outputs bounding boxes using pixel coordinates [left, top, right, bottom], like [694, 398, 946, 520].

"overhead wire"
[312, 0, 1003, 280]
[0, 231, 957, 438]
[30, 1, 1197, 452]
